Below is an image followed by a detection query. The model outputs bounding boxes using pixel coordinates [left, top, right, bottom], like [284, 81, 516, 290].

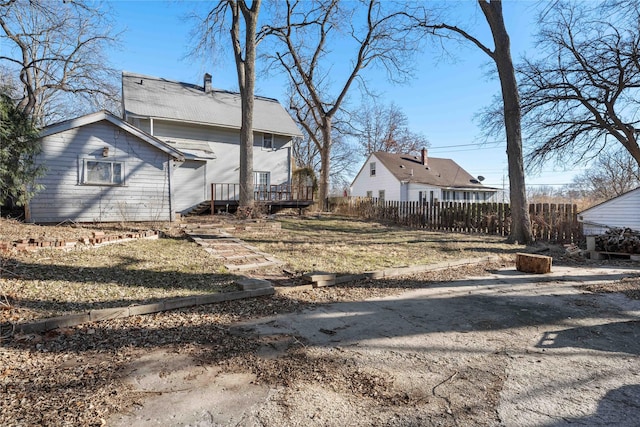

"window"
[262, 133, 273, 149]
[370, 162, 376, 176]
[84, 160, 123, 185]
[378, 190, 385, 203]
[366, 191, 373, 198]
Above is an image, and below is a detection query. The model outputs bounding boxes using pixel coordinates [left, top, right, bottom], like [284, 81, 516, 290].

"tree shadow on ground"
[4, 267, 640, 355]
[547, 384, 640, 427]
[536, 320, 640, 356]
[3, 269, 640, 425]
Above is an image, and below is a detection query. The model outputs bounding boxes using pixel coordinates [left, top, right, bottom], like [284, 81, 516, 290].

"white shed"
[578, 187, 640, 235]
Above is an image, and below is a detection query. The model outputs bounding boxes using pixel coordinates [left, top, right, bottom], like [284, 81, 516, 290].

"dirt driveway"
[109, 264, 640, 427]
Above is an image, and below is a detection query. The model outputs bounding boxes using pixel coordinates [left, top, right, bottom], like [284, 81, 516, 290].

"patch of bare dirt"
[580, 276, 640, 300]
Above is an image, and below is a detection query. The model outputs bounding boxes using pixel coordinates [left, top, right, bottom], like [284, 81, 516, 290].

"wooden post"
[211, 183, 215, 214]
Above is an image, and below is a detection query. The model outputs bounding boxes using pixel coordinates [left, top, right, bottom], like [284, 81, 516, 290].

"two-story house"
[27, 72, 302, 223]
[121, 72, 303, 214]
[351, 150, 498, 204]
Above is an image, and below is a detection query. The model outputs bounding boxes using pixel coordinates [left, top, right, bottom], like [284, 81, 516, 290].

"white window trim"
[83, 159, 125, 186]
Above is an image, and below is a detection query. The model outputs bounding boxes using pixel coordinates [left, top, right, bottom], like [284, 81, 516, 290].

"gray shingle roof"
[122, 72, 302, 137]
[40, 110, 185, 161]
[373, 151, 496, 189]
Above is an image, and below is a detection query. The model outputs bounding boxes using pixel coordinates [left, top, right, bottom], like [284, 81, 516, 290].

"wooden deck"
[210, 183, 315, 214]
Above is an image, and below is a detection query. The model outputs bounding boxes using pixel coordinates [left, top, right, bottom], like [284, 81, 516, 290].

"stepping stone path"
[184, 222, 284, 272]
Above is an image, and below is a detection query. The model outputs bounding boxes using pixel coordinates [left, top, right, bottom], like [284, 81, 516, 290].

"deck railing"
[211, 183, 315, 203]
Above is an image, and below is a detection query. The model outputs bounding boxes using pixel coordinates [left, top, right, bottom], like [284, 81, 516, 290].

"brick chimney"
[204, 73, 212, 93]
[421, 148, 428, 166]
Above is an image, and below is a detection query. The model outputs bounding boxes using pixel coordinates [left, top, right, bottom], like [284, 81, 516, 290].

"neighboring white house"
[578, 187, 640, 235]
[29, 111, 185, 223]
[350, 150, 498, 203]
[121, 71, 303, 213]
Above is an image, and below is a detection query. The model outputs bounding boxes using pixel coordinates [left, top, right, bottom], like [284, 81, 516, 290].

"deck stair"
[184, 201, 211, 217]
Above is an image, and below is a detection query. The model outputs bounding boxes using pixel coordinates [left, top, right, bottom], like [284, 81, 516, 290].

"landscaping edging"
[0, 230, 161, 253]
[16, 287, 275, 334]
[276, 255, 505, 293]
[13, 255, 505, 335]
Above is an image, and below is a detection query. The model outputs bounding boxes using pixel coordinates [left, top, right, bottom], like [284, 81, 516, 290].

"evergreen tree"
[0, 92, 43, 211]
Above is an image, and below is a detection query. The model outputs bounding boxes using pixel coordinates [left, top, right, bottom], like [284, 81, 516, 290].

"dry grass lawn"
[233, 215, 525, 274]
[1, 215, 525, 323]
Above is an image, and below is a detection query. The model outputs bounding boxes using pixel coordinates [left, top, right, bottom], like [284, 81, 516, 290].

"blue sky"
[107, 0, 585, 190]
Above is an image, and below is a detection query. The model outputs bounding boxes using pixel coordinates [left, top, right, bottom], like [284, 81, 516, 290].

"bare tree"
[519, 0, 640, 170]
[265, 0, 424, 209]
[290, 96, 357, 195]
[570, 149, 640, 205]
[194, 0, 261, 209]
[348, 100, 428, 157]
[0, 0, 120, 125]
[421, 0, 533, 244]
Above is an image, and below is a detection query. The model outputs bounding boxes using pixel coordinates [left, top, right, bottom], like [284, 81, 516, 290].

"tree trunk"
[319, 116, 332, 211]
[232, 0, 260, 209]
[479, 0, 532, 244]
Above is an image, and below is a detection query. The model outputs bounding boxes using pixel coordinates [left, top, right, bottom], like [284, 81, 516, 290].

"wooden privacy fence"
[330, 197, 582, 243]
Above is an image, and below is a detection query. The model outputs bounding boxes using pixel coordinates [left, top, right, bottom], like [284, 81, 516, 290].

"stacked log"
[595, 228, 640, 254]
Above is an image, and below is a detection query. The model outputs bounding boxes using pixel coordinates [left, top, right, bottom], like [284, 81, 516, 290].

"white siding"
[579, 188, 640, 235]
[152, 120, 291, 202]
[351, 155, 402, 201]
[407, 184, 442, 203]
[30, 121, 173, 223]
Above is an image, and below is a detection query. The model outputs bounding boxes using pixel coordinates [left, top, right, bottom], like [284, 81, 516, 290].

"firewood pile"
[595, 228, 640, 254]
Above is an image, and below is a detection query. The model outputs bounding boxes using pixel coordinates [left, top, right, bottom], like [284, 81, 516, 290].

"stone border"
[0, 230, 160, 253]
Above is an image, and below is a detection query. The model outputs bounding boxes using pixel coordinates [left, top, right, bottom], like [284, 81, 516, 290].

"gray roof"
[372, 151, 496, 190]
[122, 72, 302, 137]
[40, 110, 184, 160]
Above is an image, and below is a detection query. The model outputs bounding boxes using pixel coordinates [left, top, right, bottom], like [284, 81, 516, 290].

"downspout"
[287, 145, 292, 185]
[168, 154, 173, 221]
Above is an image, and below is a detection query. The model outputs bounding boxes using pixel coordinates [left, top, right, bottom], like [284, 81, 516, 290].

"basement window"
[84, 160, 124, 185]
